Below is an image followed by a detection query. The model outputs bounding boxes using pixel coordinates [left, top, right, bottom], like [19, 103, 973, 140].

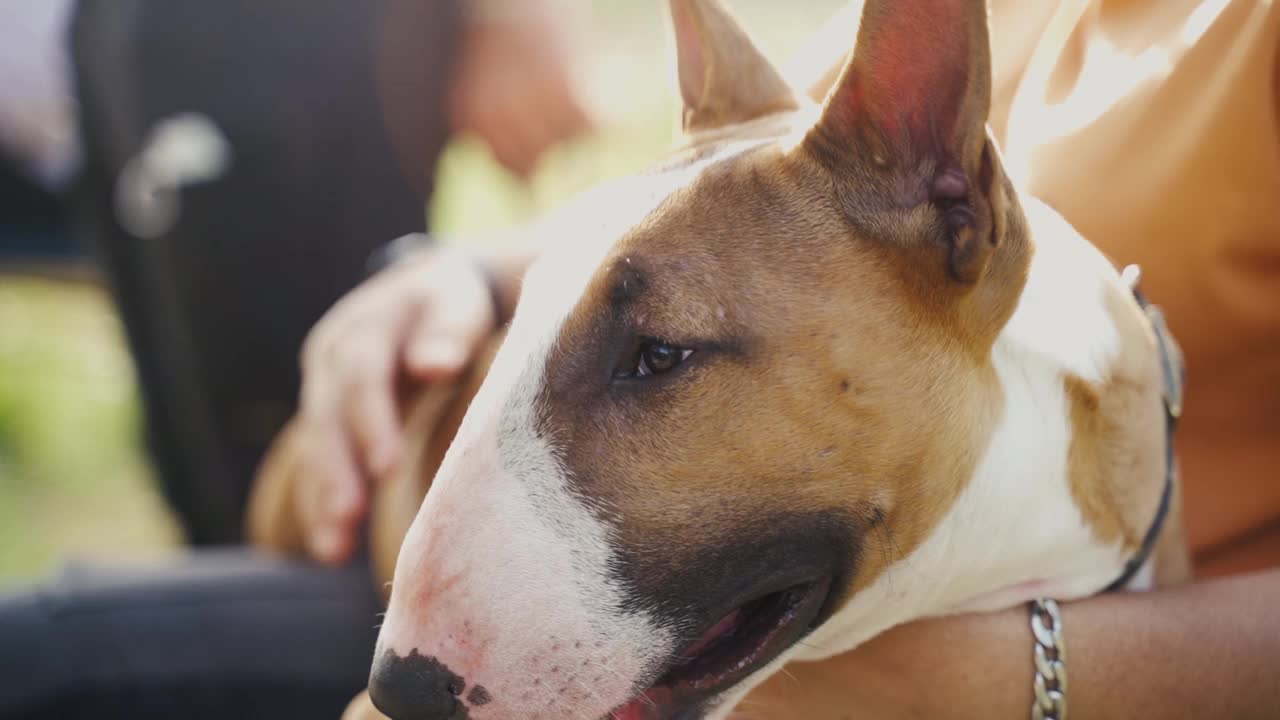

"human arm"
[742, 568, 1280, 719]
[448, 0, 595, 178]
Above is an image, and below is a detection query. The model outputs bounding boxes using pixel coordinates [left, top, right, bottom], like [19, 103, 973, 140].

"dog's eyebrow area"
[599, 255, 727, 340]
[594, 249, 757, 348]
[608, 258, 649, 307]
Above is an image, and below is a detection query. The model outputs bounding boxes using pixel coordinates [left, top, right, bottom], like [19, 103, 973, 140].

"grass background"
[0, 0, 844, 589]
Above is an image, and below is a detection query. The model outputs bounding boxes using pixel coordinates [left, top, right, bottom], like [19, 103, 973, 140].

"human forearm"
[1059, 568, 1280, 718]
[746, 569, 1280, 719]
[896, 569, 1280, 719]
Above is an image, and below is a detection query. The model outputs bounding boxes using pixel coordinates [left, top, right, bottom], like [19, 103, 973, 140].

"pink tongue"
[680, 608, 742, 659]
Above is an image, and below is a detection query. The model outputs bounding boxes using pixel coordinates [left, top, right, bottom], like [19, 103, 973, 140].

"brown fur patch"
[1064, 284, 1168, 549]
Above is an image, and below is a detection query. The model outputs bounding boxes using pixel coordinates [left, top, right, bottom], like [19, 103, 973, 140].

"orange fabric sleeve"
[989, 0, 1280, 569]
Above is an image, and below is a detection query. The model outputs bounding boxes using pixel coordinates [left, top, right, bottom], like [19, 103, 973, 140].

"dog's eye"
[630, 338, 693, 378]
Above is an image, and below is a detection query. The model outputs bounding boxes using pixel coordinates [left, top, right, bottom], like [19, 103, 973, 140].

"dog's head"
[371, 1, 1044, 717]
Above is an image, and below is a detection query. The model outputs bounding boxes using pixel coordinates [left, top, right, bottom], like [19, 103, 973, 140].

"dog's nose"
[368, 649, 466, 720]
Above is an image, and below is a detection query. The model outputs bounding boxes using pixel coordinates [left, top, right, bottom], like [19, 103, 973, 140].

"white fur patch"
[381, 320, 669, 716]
[379, 163, 742, 717]
[998, 198, 1124, 384]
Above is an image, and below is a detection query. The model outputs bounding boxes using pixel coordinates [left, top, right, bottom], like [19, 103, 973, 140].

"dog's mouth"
[609, 577, 832, 719]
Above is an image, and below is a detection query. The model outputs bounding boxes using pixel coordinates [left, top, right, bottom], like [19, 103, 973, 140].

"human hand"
[448, 0, 595, 178]
[295, 241, 498, 564]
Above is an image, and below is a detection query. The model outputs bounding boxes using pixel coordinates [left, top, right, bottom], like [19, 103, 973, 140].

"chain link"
[1030, 598, 1068, 720]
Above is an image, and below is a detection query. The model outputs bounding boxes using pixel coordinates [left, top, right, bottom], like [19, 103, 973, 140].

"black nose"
[368, 649, 466, 720]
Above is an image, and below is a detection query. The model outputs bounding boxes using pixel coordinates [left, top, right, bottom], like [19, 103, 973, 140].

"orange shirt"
[986, 0, 1280, 576]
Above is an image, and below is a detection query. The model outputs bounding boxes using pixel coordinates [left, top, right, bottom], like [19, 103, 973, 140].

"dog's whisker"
[792, 639, 832, 655]
[603, 662, 661, 711]
[876, 519, 909, 596]
[568, 675, 610, 709]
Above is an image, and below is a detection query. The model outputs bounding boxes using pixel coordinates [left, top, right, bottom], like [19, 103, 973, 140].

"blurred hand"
[296, 242, 497, 564]
[448, 0, 595, 178]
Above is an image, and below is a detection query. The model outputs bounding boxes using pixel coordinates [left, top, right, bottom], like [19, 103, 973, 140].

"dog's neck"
[786, 196, 1141, 664]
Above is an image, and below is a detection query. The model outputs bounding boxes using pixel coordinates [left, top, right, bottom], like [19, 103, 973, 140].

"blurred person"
[0, 0, 592, 718]
[2, 0, 592, 545]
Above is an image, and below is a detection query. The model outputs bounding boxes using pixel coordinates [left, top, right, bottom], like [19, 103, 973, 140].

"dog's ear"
[807, 0, 995, 283]
[669, 0, 801, 133]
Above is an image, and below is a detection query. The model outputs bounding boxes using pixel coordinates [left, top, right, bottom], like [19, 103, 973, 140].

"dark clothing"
[66, 0, 460, 544]
[0, 552, 382, 719]
[0, 159, 80, 263]
[0, 1, 459, 717]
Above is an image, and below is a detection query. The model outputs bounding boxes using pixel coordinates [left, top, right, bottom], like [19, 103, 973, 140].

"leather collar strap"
[1104, 265, 1184, 593]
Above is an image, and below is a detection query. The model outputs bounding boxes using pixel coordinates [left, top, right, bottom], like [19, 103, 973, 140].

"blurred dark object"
[0, 155, 83, 268]
[0, 550, 381, 719]
[65, 0, 460, 545]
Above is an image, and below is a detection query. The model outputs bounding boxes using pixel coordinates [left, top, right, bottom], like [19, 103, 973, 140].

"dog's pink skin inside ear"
[829, 0, 976, 152]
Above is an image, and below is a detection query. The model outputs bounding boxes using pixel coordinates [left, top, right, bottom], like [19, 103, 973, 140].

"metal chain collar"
[1030, 598, 1068, 720]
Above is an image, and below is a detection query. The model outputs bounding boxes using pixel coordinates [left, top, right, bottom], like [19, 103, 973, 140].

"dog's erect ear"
[669, 0, 801, 133]
[808, 0, 995, 283]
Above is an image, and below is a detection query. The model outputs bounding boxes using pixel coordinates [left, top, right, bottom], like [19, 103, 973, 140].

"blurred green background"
[0, 0, 843, 588]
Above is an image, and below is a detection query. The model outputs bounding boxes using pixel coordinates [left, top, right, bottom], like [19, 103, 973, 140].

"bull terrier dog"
[251, 0, 1191, 717]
